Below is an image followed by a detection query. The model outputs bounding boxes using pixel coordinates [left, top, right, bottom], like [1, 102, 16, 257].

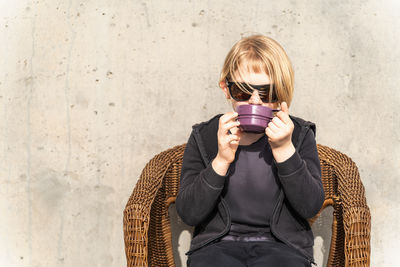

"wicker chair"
[123, 144, 371, 267]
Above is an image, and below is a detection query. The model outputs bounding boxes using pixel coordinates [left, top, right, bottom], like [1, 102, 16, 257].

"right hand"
[216, 112, 242, 164]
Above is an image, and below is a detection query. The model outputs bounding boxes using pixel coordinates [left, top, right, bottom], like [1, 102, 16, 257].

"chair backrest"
[123, 144, 371, 267]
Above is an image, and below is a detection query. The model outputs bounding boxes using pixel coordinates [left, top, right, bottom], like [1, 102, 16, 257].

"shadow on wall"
[169, 205, 194, 267]
[169, 205, 333, 267]
[312, 206, 333, 267]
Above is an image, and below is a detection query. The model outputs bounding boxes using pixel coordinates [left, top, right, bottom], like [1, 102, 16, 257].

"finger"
[276, 110, 291, 124]
[230, 140, 239, 146]
[281, 102, 289, 114]
[271, 117, 285, 128]
[267, 122, 280, 133]
[230, 126, 243, 136]
[237, 127, 243, 137]
[220, 111, 238, 125]
[265, 127, 276, 138]
[277, 102, 291, 124]
[227, 134, 240, 143]
[223, 121, 241, 132]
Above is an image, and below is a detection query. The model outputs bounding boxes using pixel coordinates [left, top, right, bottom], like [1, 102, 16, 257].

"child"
[176, 35, 324, 267]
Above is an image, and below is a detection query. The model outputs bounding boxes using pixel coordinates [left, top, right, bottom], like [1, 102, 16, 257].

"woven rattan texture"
[124, 144, 371, 267]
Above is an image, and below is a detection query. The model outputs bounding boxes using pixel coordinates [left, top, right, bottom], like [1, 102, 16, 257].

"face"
[220, 68, 279, 111]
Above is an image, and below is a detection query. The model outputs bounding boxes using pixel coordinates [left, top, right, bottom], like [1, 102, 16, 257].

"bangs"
[229, 47, 274, 83]
[228, 48, 275, 96]
[237, 50, 269, 75]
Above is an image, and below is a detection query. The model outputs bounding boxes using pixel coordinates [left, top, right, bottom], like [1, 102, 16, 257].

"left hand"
[265, 102, 295, 162]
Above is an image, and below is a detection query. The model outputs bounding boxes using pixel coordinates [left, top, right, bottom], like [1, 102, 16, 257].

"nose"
[248, 90, 262, 105]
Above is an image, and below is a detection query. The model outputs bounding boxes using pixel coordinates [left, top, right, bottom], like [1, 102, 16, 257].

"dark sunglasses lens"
[260, 92, 278, 103]
[229, 82, 278, 103]
[230, 83, 250, 101]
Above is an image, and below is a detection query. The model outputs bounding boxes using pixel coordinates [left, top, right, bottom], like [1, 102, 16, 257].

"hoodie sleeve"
[175, 131, 228, 226]
[274, 128, 325, 219]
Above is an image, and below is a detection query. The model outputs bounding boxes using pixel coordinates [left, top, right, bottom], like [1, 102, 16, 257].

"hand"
[265, 102, 295, 162]
[215, 112, 242, 164]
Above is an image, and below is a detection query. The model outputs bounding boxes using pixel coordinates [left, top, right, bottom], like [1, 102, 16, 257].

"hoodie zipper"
[186, 198, 232, 255]
[187, 128, 233, 255]
[269, 124, 316, 265]
[270, 192, 316, 265]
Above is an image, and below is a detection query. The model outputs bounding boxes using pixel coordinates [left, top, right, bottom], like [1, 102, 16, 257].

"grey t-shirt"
[222, 134, 280, 233]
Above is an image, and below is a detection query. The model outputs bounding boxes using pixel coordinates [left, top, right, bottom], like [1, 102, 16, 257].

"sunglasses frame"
[225, 79, 278, 103]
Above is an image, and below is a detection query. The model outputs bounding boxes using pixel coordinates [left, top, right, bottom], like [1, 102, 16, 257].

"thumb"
[281, 101, 289, 115]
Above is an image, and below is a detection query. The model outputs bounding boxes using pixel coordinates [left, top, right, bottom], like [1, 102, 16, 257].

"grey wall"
[1, 0, 399, 266]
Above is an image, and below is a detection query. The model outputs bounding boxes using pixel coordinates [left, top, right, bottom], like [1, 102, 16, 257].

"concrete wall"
[1, 0, 399, 266]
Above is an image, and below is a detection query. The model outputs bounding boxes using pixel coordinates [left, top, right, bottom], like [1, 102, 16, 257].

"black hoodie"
[176, 114, 324, 265]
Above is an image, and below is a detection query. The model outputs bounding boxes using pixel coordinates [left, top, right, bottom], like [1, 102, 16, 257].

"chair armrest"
[123, 156, 168, 267]
[342, 206, 371, 266]
[123, 203, 150, 267]
[123, 145, 185, 267]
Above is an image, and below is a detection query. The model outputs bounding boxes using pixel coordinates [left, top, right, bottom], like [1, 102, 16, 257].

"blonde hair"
[219, 35, 294, 106]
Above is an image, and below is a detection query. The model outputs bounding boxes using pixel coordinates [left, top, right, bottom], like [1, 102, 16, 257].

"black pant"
[187, 240, 311, 267]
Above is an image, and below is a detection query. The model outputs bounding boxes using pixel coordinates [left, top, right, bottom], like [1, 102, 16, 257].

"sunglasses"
[225, 79, 278, 103]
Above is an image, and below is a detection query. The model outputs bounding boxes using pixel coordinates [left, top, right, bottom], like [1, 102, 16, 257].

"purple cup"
[236, 104, 279, 133]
